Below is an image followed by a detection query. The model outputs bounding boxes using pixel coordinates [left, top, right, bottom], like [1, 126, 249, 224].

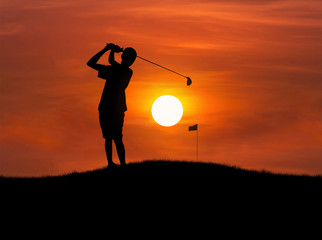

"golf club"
[137, 56, 192, 86]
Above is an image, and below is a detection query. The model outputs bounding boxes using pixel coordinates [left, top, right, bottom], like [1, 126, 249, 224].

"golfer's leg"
[115, 137, 125, 166]
[105, 137, 113, 166]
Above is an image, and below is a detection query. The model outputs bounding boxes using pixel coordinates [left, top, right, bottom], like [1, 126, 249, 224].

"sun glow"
[151, 95, 183, 127]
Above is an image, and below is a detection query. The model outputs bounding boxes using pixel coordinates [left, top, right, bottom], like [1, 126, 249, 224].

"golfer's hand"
[112, 44, 123, 53]
[104, 43, 114, 51]
[104, 43, 123, 52]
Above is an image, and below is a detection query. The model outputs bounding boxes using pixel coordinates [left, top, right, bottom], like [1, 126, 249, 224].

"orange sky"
[1, 0, 322, 176]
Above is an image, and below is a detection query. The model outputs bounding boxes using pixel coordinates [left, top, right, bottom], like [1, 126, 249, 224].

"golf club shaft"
[137, 56, 188, 79]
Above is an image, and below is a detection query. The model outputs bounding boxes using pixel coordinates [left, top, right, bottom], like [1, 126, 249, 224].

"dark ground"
[2, 160, 321, 196]
[2, 160, 321, 231]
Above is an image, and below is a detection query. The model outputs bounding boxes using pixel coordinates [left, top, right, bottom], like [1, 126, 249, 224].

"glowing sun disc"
[152, 95, 183, 127]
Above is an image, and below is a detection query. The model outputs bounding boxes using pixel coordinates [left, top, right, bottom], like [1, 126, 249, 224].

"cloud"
[0, 23, 23, 36]
[122, 0, 322, 26]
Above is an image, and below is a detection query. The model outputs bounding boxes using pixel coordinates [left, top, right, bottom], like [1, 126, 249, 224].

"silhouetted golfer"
[87, 43, 137, 167]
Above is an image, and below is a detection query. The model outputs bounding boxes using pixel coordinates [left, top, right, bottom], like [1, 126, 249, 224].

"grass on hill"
[1, 160, 321, 188]
[2, 160, 322, 216]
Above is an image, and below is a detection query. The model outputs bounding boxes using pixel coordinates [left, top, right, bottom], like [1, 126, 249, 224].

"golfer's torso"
[98, 65, 131, 112]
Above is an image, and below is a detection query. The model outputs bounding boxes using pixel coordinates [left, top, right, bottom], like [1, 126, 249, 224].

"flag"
[189, 124, 198, 131]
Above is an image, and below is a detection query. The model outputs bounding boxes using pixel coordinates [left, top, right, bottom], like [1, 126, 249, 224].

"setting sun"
[152, 95, 183, 127]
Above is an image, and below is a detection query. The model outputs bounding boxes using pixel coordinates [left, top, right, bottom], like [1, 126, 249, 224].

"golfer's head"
[121, 47, 137, 67]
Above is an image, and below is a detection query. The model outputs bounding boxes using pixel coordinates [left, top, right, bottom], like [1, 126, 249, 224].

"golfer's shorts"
[99, 110, 125, 139]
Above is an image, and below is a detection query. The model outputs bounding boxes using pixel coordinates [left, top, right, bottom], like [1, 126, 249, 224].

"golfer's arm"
[87, 48, 108, 70]
[108, 50, 117, 65]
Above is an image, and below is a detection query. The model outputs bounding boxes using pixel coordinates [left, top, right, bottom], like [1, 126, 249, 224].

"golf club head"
[187, 77, 192, 86]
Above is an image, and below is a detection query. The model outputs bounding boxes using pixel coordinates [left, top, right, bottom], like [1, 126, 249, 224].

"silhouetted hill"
[2, 160, 322, 226]
[2, 160, 321, 193]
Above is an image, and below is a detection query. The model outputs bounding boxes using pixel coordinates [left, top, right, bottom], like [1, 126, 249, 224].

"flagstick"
[189, 124, 199, 161]
[196, 128, 198, 161]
